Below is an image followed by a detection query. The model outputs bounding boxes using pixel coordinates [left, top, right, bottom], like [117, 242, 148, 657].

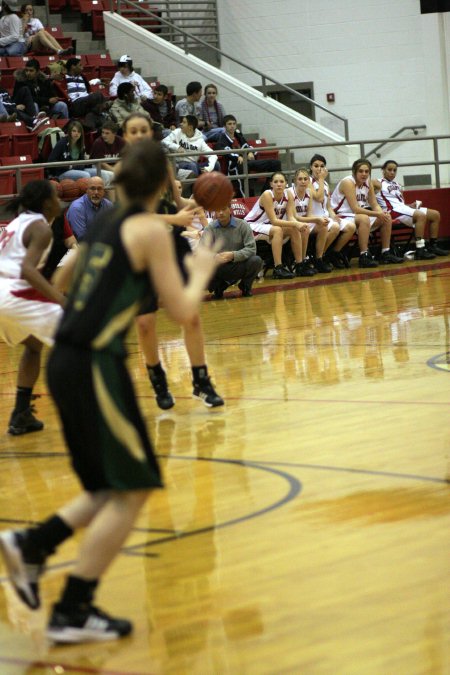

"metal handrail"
[110, 0, 350, 140]
[1, 134, 448, 199]
[365, 126, 427, 160]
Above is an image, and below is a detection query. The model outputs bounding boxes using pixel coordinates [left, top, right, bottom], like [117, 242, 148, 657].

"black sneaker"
[415, 247, 436, 260]
[315, 257, 333, 273]
[149, 371, 175, 410]
[0, 529, 45, 609]
[427, 243, 448, 256]
[238, 281, 253, 297]
[47, 604, 132, 644]
[8, 407, 44, 435]
[272, 264, 294, 279]
[212, 281, 228, 300]
[327, 249, 346, 269]
[192, 377, 224, 408]
[380, 250, 404, 264]
[295, 262, 315, 277]
[358, 252, 378, 268]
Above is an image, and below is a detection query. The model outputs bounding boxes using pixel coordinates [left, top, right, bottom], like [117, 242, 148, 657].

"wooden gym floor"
[0, 258, 449, 675]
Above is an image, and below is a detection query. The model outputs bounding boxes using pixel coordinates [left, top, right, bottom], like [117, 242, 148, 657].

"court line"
[251, 459, 449, 485]
[0, 656, 151, 675]
[123, 456, 302, 555]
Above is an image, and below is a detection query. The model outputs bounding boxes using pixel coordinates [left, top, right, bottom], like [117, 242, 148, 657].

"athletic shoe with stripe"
[192, 377, 224, 407]
[0, 529, 44, 609]
[47, 604, 133, 643]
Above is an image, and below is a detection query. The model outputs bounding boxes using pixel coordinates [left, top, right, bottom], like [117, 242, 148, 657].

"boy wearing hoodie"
[162, 114, 218, 180]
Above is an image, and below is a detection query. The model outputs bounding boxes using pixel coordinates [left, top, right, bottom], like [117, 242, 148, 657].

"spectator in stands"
[20, 4, 73, 56]
[200, 83, 225, 141]
[110, 82, 151, 128]
[64, 57, 107, 119]
[373, 159, 447, 259]
[330, 158, 404, 268]
[174, 80, 204, 128]
[216, 114, 282, 197]
[109, 55, 154, 102]
[66, 176, 113, 241]
[288, 167, 336, 274]
[143, 83, 176, 132]
[244, 171, 307, 279]
[89, 120, 125, 173]
[309, 154, 356, 269]
[13, 57, 69, 119]
[202, 203, 263, 299]
[162, 114, 218, 180]
[0, 0, 27, 56]
[48, 119, 109, 182]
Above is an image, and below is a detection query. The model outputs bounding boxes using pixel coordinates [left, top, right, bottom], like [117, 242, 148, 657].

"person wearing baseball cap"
[0, 0, 28, 55]
[109, 53, 154, 102]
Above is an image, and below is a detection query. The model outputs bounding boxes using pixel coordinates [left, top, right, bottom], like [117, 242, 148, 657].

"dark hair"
[352, 158, 372, 176]
[6, 179, 54, 214]
[66, 120, 85, 155]
[182, 114, 198, 130]
[186, 81, 202, 96]
[204, 83, 218, 95]
[154, 84, 168, 96]
[115, 139, 168, 202]
[20, 3, 32, 13]
[309, 153, 327, 167]
[223, 114, 237, 124]
[117, 82, 134, 99]
[382, 159, 398, 170]
[101, 120, 118, 133]
[270, 171, 287, 182]
[122, 112, 152, 133]
[25, 58, 40, 71]
[118, 58, 133, 71]
[65, 57, 81, 71]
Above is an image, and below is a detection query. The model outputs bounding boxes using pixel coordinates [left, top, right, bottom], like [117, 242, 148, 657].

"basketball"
[193, 172, 234, 211]
[60, 179, 81, 201]
[76, 177, 90, 194]
[50, 180, 63, 198]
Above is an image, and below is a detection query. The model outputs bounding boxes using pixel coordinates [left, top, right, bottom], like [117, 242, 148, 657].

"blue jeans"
[203, 127, 224, 142]
[51, 101, 69, 119]
[0, 41, 27, 56]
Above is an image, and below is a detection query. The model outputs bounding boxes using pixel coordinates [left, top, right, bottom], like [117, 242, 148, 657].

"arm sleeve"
[135, 74, 153, 99]
[161, 130, 180, 153]
[66, 202, 86, 241]
[198, 139, 218, 171]
[0, 16, 23, 46]
[233, 221, 257, 262]
[109, 74, 119, 97]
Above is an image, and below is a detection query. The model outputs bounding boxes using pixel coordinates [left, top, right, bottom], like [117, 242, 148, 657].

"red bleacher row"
[47, 0, 160, 38]
[0, 53, 116, 94]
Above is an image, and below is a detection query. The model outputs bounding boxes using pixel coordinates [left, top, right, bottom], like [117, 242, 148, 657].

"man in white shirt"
[109, 55, 154, 102]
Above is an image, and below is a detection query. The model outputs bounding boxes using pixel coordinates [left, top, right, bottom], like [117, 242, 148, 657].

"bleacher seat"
[49, 0, 67, 11]
[0, 171, 15, 202]
[5, 56, 30, 70]
[0, 72, 15, 92]
[247, 138, 280, 161]
[85, 53, 113, 67]
[11, 133, 39, 161]
[0, 135, 11, 155]
[0, 156, 45, 187]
